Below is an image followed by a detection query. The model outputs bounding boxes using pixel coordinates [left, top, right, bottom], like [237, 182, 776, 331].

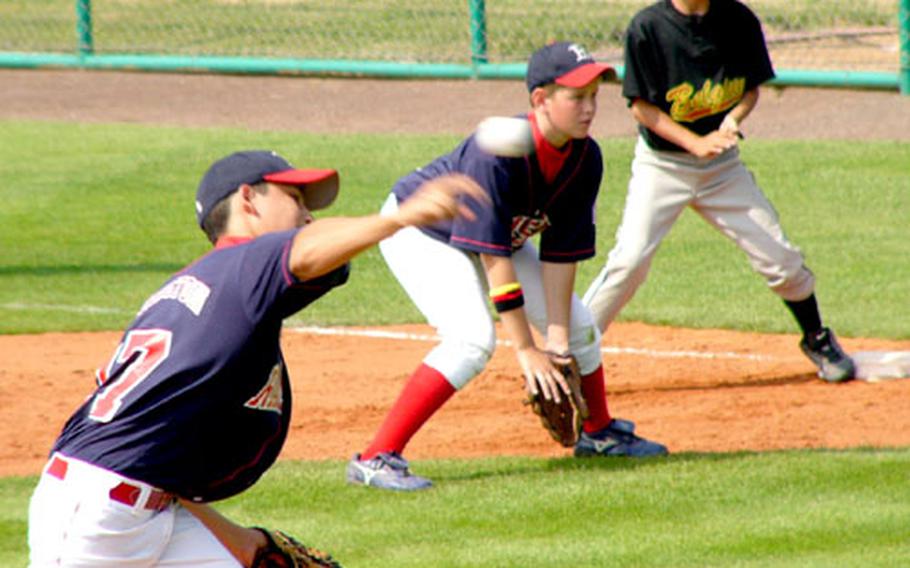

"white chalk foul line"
[0, 302, 131, 315]
[289, 325, 775, 362]
[0, 302, 773, 362]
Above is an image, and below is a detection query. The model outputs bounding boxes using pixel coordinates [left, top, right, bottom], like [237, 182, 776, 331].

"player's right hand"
[516, 345, 570, 403]
[692, 130, 739, 159]
[397, 173, 490, 227]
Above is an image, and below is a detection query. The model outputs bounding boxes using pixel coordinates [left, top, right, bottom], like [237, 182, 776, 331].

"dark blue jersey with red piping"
[623, 0, 775, 152]
[391, 112, 602, 263]
[51, 230, 349, 502]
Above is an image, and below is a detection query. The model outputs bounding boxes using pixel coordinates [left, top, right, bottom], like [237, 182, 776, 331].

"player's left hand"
[250, 527, 343, 567]
[719, 115, 743, 139]
[524, 352, 590, 447]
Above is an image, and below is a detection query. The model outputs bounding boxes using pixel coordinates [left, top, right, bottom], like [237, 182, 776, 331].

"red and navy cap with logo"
[525, 41, 614, 92]
[195, 150, 339, 227]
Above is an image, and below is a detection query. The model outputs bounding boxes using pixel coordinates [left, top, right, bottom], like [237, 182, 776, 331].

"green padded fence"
[0, 0, 907, 93]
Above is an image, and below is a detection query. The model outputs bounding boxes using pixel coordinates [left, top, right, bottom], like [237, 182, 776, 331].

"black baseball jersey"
[52, 230, 349, 502]
[623, 0, 775, 152]
[392, 112, 602, 263]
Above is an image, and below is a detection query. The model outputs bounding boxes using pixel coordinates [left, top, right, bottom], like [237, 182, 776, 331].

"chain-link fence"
[0, 1, 905, 89]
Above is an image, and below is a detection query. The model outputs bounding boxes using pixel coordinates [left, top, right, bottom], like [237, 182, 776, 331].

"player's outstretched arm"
[290, 173, 488, 281]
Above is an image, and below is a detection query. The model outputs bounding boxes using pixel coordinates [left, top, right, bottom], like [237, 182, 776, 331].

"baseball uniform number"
[90, 329, 173, 422]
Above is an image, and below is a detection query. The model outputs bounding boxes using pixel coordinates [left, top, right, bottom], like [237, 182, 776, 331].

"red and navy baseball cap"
[195, 150, 339, 227]
[525, 42, 614, 92]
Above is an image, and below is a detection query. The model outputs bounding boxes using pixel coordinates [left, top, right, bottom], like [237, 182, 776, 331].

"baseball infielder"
[346, 42, 668, 493]
[582, 0, 855, 382]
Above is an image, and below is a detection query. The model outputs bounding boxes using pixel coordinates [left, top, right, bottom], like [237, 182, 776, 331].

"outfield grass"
[1, 120, 908, 337]
[4, 450, 909, 567]
[0, 1, 896, 61]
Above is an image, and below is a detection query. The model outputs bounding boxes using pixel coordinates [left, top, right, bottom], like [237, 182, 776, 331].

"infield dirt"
[1, 70, 908, 477]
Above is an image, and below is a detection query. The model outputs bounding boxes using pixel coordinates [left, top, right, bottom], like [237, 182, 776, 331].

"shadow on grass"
[609, 372, 819, 395]
[0, 263, 186, 276]
[429, 446, 895, 485]
[430, 453, 677, 484]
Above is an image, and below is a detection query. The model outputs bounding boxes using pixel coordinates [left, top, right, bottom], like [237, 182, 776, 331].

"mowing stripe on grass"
[0, 302, 778, 362]
[0, 302, 131, 315]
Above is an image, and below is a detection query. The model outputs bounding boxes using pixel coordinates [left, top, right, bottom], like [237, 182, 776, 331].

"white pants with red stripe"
[379, 194, 603, 390]
[28, 453, 238, 567]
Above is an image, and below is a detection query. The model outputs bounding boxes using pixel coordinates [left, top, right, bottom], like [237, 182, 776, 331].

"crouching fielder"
[346, 42, 668, 493]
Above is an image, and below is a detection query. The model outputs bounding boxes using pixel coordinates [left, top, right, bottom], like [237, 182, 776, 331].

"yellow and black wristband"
[489, 282, 524, 313]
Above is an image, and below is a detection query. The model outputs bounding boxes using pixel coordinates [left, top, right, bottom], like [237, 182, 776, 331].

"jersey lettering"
[138, 275, 211, 317]
[244, 363, 284, 414]
[666, 77, 745, 122]
[511, 213, 551, 249]
[89, 329, 173, 422]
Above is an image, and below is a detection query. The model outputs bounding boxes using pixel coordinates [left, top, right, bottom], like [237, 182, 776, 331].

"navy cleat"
[574, 419, 668, 458]
[800, 327, 855, 383]
[346, 452, 432, 491]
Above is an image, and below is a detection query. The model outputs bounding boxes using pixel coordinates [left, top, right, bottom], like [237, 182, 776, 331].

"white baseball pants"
[28, 453, 238, 567]
[379, 194, 602, 390]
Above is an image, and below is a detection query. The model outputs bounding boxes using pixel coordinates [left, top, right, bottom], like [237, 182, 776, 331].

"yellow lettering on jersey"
[245, 363, 283, 414]
[666, 77, 746, 123]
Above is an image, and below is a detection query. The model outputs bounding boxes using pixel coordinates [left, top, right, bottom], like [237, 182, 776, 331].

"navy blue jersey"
[52, 230, 349, 502]
[623, 0, 775, 151]
[392, 115, 602, 263]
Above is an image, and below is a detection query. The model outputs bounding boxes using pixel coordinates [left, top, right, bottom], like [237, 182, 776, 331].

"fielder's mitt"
[525, 353, 589, 447]
[251, 527, 343, 568]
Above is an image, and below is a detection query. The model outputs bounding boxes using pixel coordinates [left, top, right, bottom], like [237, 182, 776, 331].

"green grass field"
[1, 120, 908, 337]
[4, 451, 910, 566]
[2, 120, 909, 566]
